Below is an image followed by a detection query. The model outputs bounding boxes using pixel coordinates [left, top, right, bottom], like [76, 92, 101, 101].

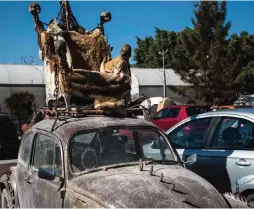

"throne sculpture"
[28, 1, 132, 111]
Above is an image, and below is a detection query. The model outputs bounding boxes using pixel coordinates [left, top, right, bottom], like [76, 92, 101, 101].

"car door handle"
[24, 176, 32, 184]
[235, 159, 251, 166]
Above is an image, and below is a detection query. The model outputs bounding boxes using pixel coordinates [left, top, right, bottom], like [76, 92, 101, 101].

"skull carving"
[28, 2, 41, 15]
[100, 11, 112, 23]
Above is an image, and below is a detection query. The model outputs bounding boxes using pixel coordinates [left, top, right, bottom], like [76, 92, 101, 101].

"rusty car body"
[0, 112, 249, 208]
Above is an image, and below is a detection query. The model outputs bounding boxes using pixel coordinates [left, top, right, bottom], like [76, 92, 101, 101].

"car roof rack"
[37, 106, 146, 118]
[28, 105, 149, 132]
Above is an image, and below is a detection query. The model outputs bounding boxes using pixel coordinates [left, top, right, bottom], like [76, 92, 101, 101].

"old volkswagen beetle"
[0, 113, 248, 208]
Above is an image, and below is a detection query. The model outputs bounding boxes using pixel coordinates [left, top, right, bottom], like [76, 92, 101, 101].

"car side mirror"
[182, 153, 197, 165]
[38, 167, 56, 180]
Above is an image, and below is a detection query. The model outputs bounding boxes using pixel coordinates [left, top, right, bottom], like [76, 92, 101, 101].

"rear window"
[155, 108, 180, 119]
[186, 106, 211, 117]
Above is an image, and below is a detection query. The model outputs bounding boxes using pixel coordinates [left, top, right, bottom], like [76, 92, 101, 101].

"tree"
[132, 0, 254, 103]
[133, 29, 178, 68]
[5, 91, 35, 130]
[172, 1, 233, 104]
[133, 36, 155, 68]
[229, 32, 254, 94]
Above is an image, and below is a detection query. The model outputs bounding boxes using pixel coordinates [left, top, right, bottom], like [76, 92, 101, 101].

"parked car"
[152, 105, 211, 131]
[0, 114, 20, 160]
[212, 105, 253, 111]
[234, 95, 254, 106]
[165, 108, 254, 207]
[0, 111, 246, 208]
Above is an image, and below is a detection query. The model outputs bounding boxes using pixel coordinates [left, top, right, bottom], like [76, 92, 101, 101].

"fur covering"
[223, 193, 249, 208]
[33, 15, 131, 109]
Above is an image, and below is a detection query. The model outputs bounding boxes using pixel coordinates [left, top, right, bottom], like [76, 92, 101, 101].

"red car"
[152, 105, 211, 131]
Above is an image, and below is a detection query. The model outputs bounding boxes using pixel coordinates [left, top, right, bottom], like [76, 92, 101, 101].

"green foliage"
[172, 1, 233, 104]
[5, 91, 35, 128]
[133, 29, 178, 68]
[133, 0, 254, 105]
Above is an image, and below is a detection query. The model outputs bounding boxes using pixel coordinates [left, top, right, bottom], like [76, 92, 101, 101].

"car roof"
[192, 108, 254, 118]
[166, 108, 254, 134]
[213, 105, 252, 109]
[31, 116, 159, 145]
[163, 104, 209, 109]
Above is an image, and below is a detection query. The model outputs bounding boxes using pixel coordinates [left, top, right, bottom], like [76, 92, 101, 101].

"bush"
[5, 91, 35, 130]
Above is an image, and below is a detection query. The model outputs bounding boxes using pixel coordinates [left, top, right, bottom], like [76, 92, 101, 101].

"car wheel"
[1, 188, 13, 208]
[246, 193, 254, 208]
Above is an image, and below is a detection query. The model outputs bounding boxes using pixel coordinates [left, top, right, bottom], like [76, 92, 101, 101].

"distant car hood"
[69, 164, 228, 208]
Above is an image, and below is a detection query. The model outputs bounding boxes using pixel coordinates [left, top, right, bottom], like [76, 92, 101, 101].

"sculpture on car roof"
[28, 0, 132, 111]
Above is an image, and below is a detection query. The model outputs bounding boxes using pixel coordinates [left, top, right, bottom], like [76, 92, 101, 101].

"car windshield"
[69, 127, 177, 174]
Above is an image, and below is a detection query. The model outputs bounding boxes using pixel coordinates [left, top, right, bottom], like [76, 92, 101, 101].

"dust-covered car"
[0, 113, 248, 208]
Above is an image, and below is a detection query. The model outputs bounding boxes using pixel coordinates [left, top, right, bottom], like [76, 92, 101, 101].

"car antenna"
[159, 173, 164, 182]
[139, 159, 143, 171]
[149, 165, 153, 176]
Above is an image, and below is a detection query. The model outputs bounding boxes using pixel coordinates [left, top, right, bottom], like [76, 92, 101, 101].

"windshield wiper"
[103, 162, 140, 170]
[81, 162, 140, 174]
[145, 159, 178, 165]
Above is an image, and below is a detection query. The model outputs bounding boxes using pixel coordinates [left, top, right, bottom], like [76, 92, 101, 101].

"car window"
[155, 108, 180, 119]
[31, 133, 62, 176]
[18, 132, 34, 165]
[167, 117, 214, 149]
[150, 104, 158, 117]
[186, 106, 211, 117]
[69, 127, 176, 174]
[155, 108, 169, 119]
[210, 117, 254, 150]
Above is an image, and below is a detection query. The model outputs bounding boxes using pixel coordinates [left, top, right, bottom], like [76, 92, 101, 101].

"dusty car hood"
[69, 164, 228, 208]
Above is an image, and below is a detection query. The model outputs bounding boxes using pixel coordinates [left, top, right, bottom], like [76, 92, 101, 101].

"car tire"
[245, 193, 254, 208]
[1, 188, 13, 208]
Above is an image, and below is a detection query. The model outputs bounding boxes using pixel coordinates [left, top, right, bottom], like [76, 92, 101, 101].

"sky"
[0, 1, 254, 65]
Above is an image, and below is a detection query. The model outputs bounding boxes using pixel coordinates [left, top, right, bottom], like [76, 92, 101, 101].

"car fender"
[236, 175, 254, 194]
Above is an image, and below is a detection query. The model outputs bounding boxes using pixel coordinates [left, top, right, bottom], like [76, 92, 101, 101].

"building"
[0, 64, 45, 113]
[0, 64, 195, 113]
[131, 68, 194, 103]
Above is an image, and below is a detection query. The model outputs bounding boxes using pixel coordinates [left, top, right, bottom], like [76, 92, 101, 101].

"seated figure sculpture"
[28, 1, 132, 112]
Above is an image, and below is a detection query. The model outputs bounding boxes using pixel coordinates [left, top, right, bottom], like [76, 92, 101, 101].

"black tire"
[1, 188, 13, 208]
[245, 193, 254, 208]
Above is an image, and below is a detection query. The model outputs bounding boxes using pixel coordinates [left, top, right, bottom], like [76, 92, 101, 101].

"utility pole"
[159, 49, 168, 97]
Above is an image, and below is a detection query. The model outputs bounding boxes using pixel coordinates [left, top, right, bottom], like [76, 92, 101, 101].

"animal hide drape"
[29, 2, 132, 110]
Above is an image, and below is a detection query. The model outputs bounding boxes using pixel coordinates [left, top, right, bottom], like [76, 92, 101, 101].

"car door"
[15, 130, 36, 208]
[27, 131, 65, 208]
[167, 116, 216, 174]
[200, 115, 254, 194]
[152, 107, 181, 131]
